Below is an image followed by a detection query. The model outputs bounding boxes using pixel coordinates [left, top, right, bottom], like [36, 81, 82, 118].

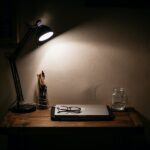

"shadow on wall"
[17, 0, 91, 41]
[17, 1, 150, 59]
[0, 50, 15, 121]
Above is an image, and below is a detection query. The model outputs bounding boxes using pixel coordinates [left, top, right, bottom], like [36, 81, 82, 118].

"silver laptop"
[51, 104, 114, 121]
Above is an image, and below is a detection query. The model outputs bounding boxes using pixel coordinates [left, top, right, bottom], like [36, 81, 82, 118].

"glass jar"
[111, 87, 128, 111]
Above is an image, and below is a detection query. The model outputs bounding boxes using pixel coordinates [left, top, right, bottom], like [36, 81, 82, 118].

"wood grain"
[0, 107, 143, 128]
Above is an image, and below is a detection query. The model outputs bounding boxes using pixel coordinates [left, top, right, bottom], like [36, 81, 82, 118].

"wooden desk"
[0, 107, 143, 128]
[0, 107, 147, 150]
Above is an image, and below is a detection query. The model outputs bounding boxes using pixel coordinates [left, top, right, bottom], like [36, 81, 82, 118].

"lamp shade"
[36, 25, 54, 42]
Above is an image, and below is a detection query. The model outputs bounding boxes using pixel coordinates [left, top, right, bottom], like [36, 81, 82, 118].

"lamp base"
[11, 103, 36, 113]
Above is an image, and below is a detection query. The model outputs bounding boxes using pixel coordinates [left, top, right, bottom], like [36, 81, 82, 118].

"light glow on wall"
[18, 17, 150, 113]
[21, 23, 124, 105]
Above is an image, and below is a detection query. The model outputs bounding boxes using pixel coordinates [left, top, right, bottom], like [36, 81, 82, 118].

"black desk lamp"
[9, 20, 54, 113]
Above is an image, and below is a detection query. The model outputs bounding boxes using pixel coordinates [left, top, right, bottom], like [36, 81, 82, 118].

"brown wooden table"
[0, 107, 143, 128]
[0, 107, 147, 150]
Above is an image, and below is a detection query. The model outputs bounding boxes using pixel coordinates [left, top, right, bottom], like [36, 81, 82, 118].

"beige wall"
[0, 0, 150, 144]
[17, 2, 150, 118]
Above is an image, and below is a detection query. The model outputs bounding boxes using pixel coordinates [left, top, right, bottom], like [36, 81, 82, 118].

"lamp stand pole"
[9, 22, 39, 113]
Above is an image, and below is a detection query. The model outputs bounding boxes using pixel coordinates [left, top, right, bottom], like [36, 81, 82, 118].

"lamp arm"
[9, 25, 37, 106]
[7, 20, 52, 112]
[10, 26, 37, 60]
[9, 58, 24, 106]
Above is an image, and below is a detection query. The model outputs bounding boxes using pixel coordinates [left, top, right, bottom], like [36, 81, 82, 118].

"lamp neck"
[10, 27, 37, 60]
[8, 21, 40, 106]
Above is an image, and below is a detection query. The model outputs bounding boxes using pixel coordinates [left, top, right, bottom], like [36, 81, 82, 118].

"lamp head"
[36, 20, 54, 42]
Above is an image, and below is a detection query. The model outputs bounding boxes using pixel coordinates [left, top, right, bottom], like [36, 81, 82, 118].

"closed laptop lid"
[54, 104, 109, 116]
[51, 104, 114, 121]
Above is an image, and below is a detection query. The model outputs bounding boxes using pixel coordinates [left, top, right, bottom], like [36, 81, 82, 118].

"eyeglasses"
[57, 106, 81, 113]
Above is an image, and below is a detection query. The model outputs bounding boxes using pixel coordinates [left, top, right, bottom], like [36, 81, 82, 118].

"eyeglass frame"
[56, 106, 81, 113]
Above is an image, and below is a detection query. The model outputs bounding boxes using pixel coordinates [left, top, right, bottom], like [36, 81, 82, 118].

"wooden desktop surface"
[0, 107, 143, 128]
[0, 107, 147, 150]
